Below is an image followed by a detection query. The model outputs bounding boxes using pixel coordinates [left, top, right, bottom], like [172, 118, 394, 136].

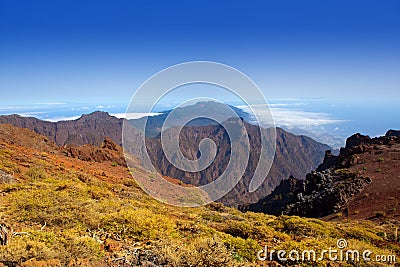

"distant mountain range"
[0, 102, 253, 145]
[0, 111, 123, 147]
[129, 101, 255, 138]
[0, 101, 331, 207]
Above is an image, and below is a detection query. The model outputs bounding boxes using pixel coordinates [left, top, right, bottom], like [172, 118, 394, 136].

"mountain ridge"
[0, 103, 331, 207]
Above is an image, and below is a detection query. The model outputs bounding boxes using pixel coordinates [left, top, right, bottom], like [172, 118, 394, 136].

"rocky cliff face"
[243, 130, 400, 219]
[243, 169, 371, 217]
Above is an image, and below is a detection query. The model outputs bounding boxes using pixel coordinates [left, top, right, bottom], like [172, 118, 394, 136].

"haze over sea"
[1, 98, 398, 149]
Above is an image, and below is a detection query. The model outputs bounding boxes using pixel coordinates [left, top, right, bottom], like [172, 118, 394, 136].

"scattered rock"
[0, 170, 15, 184]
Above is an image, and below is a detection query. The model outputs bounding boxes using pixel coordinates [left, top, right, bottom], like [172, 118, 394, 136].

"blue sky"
[0, 0, 399, 147]
[1, 0, 399, 104]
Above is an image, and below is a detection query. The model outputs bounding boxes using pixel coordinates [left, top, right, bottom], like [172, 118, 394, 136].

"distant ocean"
[0, 99, 398, 149]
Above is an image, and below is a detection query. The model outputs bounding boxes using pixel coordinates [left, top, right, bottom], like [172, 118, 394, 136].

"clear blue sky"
[0, 0, 399, 104]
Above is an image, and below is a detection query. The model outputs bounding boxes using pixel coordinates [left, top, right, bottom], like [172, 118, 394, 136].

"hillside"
[0, 105, 330, 207]
[0, 124, 399, 266]
[243, 130, 400, 223]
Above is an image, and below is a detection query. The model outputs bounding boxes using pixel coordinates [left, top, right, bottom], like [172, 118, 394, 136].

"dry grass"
[0, 141, 399, 266]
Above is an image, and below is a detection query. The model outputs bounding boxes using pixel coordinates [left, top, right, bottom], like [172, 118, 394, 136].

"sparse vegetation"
[111, 162, 118, 167]
[0, 138, 399, 266]
[25, 166, 47, 181]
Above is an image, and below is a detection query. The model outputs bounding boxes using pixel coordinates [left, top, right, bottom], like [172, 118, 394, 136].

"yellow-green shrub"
[157, 236, 242, 267]
[101, 208, 176, 240]
[222, 234, 261, 262]
[272, 216, 338, 238]
[0, 238, 57, 266]
[26, 166, 48, 181]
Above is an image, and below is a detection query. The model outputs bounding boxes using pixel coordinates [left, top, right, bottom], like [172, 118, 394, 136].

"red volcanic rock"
[61, 137, 126, 167]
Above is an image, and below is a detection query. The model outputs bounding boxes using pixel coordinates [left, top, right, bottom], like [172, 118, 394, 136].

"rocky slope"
[243, 130, 400, 221]
[0, 124, 127, 178]
[0, 123, 58, 152]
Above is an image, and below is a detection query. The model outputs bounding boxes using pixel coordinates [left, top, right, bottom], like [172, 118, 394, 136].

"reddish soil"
[344, 142, 400, 221]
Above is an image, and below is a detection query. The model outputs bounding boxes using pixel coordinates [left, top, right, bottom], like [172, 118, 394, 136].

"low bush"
[26, 166, 47, 181]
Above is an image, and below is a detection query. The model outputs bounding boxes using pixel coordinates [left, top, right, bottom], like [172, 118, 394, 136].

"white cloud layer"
[111, 113, 161, 119]
[238, 104, 347, 148]
[44, 116, 82, 122]
[238, 104, 345, 128]
[43, 112, 162, 122]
